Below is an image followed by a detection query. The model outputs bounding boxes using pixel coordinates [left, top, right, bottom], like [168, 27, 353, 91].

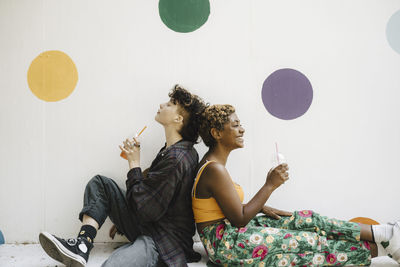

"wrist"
[263, 184, 275, 193]
[128, 161, 140, 169]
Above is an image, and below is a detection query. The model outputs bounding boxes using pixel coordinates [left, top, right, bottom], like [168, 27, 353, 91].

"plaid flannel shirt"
[126, 140, 201, 267]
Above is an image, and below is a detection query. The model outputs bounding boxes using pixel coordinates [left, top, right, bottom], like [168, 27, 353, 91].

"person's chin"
[234, 142, 244, 149]
[155, 115, 166, 126]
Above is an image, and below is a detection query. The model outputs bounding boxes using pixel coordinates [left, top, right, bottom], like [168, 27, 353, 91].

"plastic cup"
[120, 134, 138, 160]
[271, 152, 286, 169]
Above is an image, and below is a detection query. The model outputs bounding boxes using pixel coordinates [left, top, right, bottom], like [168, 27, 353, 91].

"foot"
[385, 222, 400, 263]
[39, 232, 93, 267]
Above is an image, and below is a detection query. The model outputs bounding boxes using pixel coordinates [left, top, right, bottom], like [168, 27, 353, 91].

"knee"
[131, 236, 158, 265]
[87, 174, 112, 188]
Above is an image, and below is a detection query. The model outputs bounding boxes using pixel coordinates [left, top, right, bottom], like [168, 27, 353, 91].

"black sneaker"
[39, 231, 93, 267]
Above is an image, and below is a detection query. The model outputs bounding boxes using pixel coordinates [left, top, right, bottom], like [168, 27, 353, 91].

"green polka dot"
[159, 0, 210, 33]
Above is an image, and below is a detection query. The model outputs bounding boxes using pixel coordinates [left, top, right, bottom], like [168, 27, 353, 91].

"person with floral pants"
[193, 104, 399, 267]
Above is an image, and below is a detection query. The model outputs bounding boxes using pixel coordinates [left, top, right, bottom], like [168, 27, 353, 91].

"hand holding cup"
[265, 163, 289, 191]
[119, 137, 141, 163]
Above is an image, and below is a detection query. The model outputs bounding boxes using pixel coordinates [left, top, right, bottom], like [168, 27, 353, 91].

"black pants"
[78, 174, 141, 242]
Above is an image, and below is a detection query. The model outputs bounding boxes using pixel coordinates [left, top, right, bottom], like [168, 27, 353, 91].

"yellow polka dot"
[27, 50, 78, 102]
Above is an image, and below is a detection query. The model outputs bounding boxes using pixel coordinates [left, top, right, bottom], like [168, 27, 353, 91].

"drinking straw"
[275, 142, 280, 165]
[136, 125, 147, 137]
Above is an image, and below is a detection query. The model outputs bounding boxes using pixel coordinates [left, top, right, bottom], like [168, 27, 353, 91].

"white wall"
[1, 0, 399, 243]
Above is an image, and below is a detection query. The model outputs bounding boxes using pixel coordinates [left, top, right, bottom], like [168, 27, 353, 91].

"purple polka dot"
[261, 68, 313, 120]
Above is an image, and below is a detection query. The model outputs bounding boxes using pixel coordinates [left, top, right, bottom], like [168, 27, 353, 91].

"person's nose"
[240, 126, 245, 134]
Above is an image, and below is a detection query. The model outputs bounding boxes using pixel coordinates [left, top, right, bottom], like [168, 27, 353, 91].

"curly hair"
[169, 84, 208, 143]
[199, 104, 236, 147]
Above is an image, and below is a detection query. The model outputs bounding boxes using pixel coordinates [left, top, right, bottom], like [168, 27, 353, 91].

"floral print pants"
[199, 210, 372, 266]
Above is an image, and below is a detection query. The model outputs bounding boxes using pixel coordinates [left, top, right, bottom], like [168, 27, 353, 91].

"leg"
[101, 236, 159, 267]
[82, 214, 99, 230]
[360, 223, 373, 242]
[200, 219, 372, 266]
[259, 210, 362, 243]
[39, 175, 141, 267]
[360, 224, 378, 257]
[78, 174, 141, 241]
[260, 211, 379, 257]
[271, 236, 373, 266]
[370, 242, 378, 258]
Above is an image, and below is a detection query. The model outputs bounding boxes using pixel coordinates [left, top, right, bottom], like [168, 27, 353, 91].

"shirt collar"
[160, 139, 194, 155]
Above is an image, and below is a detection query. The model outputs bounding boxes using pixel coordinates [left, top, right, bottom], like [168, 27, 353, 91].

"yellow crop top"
[192, 161, 244, 223]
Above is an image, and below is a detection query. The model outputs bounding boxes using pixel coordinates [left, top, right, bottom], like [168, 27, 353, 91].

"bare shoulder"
[201, 162, 231, 185]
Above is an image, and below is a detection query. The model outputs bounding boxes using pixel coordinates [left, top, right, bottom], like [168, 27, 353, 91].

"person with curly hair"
[39, 85, 207, 267]
[193, 104, 400, 266]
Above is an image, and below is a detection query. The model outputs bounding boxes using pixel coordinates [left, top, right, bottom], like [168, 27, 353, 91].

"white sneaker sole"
[39, 232, 86, 267]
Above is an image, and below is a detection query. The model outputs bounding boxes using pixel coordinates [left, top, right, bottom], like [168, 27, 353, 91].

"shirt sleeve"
[125, 154, 183, 222]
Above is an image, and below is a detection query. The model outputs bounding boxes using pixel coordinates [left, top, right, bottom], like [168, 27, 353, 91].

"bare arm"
[203, 162, 289, 228]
